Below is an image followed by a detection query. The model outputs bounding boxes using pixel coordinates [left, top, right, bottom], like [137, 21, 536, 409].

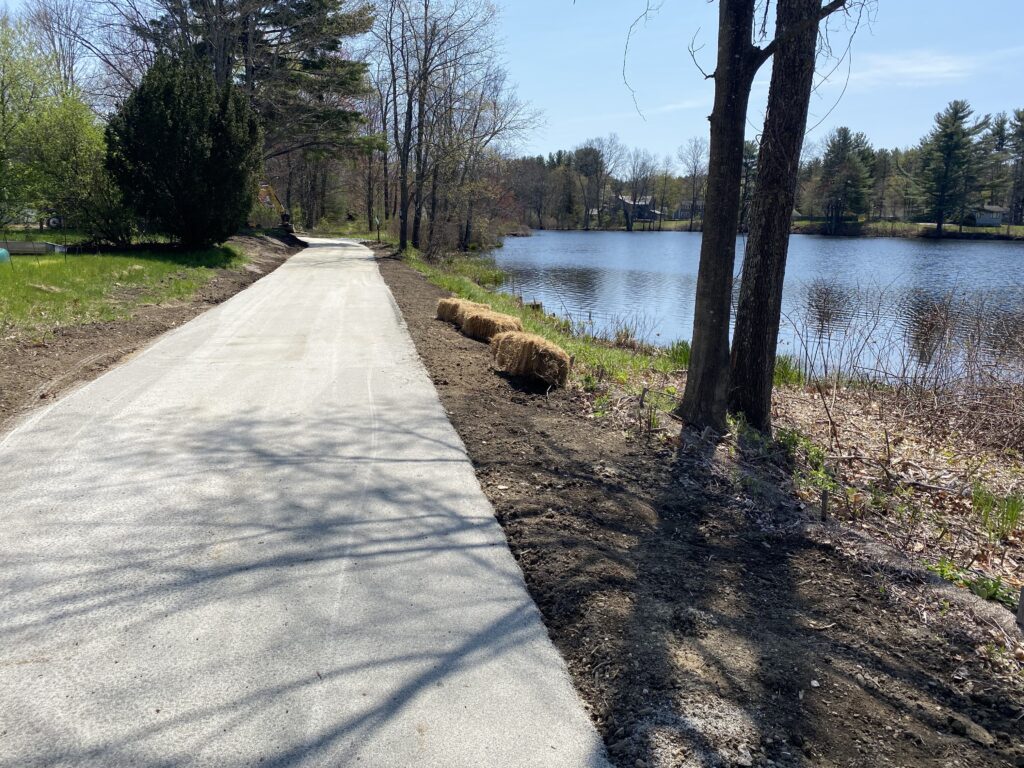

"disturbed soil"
[0, 232, 301, 436]
[376, 247, 1024, 768]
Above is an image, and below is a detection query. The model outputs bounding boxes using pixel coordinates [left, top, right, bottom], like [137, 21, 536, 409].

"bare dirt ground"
[0, 232, 301, 436]
[376, 248, 1024, 768]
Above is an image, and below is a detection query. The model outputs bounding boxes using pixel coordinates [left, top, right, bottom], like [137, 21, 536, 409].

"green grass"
[0, 247, 243, 336]
[777, 426, 844, 495]
[972, 483, 1024, 545]
[0, 229, 90, 245]
[433, 253, 505, 287]
[926, 557, 1020, 611]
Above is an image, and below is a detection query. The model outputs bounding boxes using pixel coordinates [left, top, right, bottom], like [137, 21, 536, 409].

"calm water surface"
[494, 230, 1024, 371]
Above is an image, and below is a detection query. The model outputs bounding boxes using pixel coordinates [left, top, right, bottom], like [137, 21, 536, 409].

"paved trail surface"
[0, 239, 607, 767]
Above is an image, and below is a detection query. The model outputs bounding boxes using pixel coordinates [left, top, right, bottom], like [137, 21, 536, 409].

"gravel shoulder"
[376, 248, 1024, 768]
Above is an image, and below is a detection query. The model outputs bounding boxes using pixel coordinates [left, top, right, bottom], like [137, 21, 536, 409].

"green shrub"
[106, 55, 262, 248]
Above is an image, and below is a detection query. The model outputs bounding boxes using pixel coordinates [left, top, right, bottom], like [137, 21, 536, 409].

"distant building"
[971, 204, 1009, 227]
[675, 200, 705, 220]
[617, 195, 662, 222]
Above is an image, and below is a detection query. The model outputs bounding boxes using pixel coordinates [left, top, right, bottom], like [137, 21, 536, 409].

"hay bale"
[490, 331, 571, 388]
[460, 309, 523, 342]
[436, 297, 463, 323]
[435, 297, 490, 327]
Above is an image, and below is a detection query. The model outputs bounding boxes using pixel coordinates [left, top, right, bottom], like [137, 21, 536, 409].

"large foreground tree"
[728, 0, 826, 430]
[677, 0, 848, 432]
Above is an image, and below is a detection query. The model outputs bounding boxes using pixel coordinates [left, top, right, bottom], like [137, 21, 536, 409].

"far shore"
[506, 220, 1024, 242]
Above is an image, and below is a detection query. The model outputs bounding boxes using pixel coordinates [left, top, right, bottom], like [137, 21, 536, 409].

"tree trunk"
[427, 162, 440, 251]
[677, 0, 759, 432]
[689, 180, 699, 232]
[729, 0, 820, 431]
[366, 152, 375, 233]
[461, 200, 475, 251]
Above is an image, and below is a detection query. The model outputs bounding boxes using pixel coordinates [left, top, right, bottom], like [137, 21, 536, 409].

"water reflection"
[900, 290, 955, 367]
[494, 230, 1024, 375]
[804, 279, 856, 335]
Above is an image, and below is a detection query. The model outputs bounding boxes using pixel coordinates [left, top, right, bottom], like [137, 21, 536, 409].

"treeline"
[483, 101, 1024, 235]
[339, 0, 531, 253]
[797, 103, 1024, 234]
[0, 0, 372, 246]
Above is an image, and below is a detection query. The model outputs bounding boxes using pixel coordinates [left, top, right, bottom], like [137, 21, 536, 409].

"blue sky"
[499, 1, 1024, 159]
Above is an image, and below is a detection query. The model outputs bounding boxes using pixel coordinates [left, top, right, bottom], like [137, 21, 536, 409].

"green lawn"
[0, 247, 243, 336]
[0, 229, 91, 245]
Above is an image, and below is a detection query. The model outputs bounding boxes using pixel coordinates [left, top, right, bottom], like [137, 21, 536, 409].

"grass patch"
[926, 557, 1020, 611]
[0, 229, 91, 245]
[776, 426, 843, 495]
[433, 253, 505, 288]
[774, 354, 805, 387]
[972, 483, 1024, 545]
[0, 246, 243, 336]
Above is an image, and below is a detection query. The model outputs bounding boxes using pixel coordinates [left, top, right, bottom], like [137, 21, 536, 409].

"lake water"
[493, 230, 1024, 375]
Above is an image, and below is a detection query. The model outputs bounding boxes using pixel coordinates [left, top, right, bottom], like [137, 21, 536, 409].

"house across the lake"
[617, 195, 662, 222]
[970, 204, 1009, 227]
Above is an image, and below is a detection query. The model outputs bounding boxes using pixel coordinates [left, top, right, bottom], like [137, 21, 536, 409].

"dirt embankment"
[0, 232, 302, 436]
[375, 247, 1024, 768]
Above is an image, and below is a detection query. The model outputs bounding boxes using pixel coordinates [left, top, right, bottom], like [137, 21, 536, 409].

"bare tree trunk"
[427, 162, 440, 250]
[689, 179, 699, 231]
[729, 0, 820, 430]
[677, 0, 760, 431]
[366, 151, 375, 233]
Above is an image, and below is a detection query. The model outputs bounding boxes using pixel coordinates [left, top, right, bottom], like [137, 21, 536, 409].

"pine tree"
[917, 100, 989, 236]
[816, 127, 873, 233]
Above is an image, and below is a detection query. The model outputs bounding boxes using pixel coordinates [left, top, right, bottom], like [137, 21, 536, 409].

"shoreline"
[505, 224, 1024, 242]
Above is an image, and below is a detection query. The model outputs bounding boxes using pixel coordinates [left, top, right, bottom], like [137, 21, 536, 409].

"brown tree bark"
[729, 0, 822, 430]
[677, 0, 761, 431]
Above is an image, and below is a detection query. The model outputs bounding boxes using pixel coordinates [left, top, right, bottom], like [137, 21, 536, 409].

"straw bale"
[490, 331, 571, 387]
[460, 310, 523, 342]
[436, 297, 463, 323]
[435, 298, 491, 327]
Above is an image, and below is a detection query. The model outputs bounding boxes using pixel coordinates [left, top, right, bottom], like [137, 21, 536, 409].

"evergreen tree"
[1010, 109, 1024, 225]
[816, 127, 873, 232]
[917, 100, 989, 236]
[106, 56, 263, 247]
[135, 0, 372, 160]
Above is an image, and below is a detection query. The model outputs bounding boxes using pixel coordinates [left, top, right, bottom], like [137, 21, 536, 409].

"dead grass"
[436, 297, 490, 326]
[774, 385, 1023, 606]
[459, 309, 523, 342]
[490, 331, 571, 388]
